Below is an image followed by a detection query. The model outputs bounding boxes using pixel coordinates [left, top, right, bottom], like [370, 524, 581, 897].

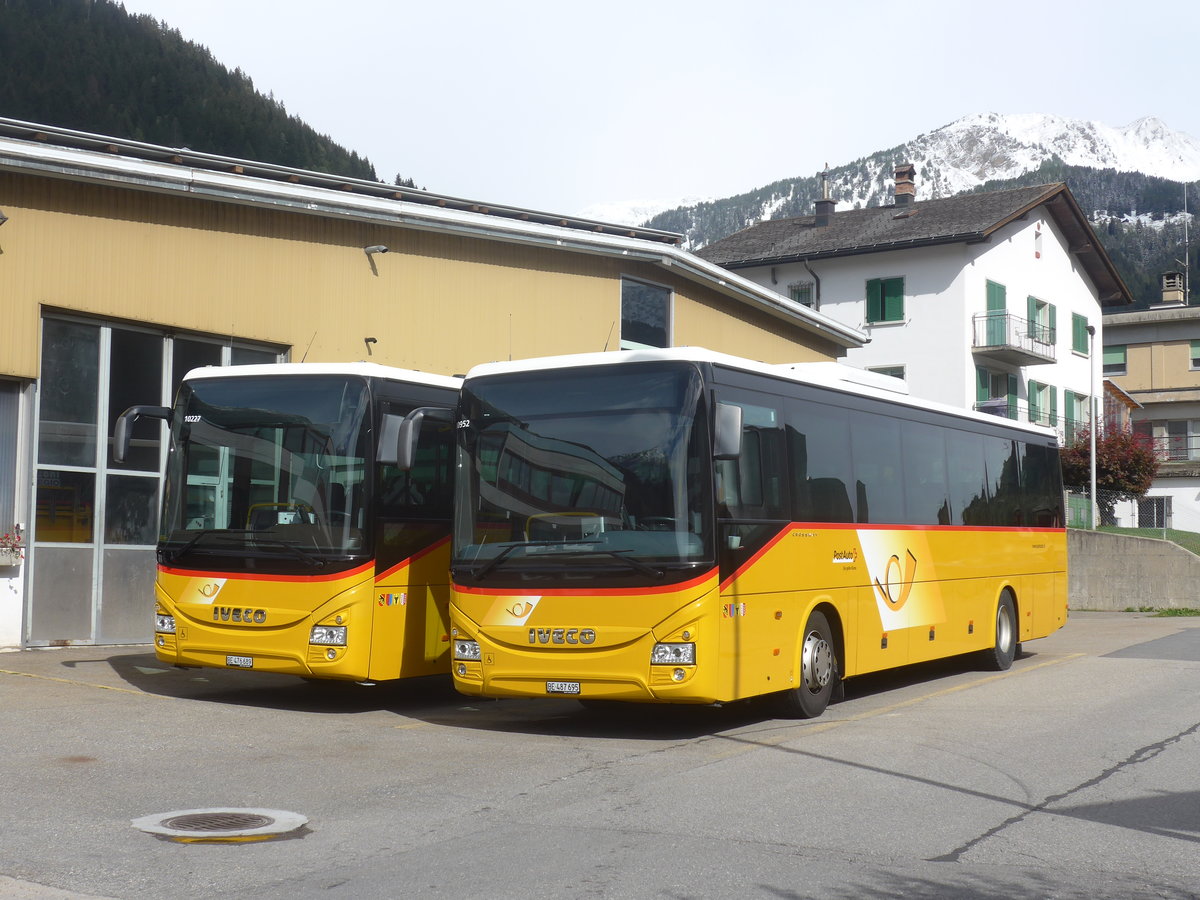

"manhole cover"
[164, 812, 275, 832]
[132, 808, 308, 843]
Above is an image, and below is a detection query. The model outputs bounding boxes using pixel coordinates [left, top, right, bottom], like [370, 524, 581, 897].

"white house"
[698, 166, 1133, 442]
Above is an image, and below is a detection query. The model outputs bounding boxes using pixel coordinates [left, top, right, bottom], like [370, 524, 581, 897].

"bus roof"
[183, 361, 462, 390]
[464, 347, 1060, 439]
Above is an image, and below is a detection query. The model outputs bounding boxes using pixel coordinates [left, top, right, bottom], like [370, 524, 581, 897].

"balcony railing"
[971, 312, 1056, 366]
[974, 401, 1092, 446]
[1142, 435, 1200, 463]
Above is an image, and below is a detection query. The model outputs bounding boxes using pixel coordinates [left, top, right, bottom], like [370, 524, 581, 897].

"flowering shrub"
[0, 531, 25, 559]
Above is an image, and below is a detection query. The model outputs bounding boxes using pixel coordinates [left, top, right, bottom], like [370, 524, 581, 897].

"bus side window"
[851, 416, 904, 525]
[379, 417, 454, 520]
[901, 420, 950, 526]
[946, 429, 989, 526]
[1021, 442, 1063, 526]
[715, 400, 786, 521]
[984, 436, 1024, 526]
[786, 399, 853, 523]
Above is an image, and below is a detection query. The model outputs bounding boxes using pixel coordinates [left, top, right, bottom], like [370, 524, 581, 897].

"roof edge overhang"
[0, 121, 865, 351]
[719, 232, 987, 270]
[983, 183, 1134, 308]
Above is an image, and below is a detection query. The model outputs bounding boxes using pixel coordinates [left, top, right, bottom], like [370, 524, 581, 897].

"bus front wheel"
[776, 610, 839, 719]
[979, 591, 1017, 671]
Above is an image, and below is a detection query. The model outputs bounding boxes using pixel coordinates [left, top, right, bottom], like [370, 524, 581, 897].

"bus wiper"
[163, 529, 250, 563]
[472, 542, 526, 581]
[471, 540, 578, 580]
[251, 538, 327, 569]
[538, 546, 664, 579]
[589, 549, 664, 579]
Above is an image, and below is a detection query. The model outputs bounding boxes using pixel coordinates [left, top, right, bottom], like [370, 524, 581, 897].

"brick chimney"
[814, 163, 835, 227]
[894, 163, 916, 206]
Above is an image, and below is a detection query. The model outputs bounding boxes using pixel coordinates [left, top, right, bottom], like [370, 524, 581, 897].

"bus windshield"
[453, 362, 712, 586]
[160, 374, 373, 573]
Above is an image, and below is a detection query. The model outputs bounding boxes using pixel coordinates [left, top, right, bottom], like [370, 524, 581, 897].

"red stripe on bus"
[374, 535, 452, 582]
[719, 525, 792, 591]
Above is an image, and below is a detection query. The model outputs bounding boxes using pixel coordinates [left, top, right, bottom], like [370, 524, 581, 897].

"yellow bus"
[444, 348, 1067, 717]
[115, 362, 460, 682]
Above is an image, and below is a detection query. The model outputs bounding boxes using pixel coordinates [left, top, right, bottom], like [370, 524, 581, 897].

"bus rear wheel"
[776, 610, 838, 719]
[979, 591, 1017, 671]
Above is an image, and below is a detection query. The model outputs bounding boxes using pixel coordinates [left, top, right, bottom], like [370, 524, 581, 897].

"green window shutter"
[1191, 340, 1200, 367]
[986, 280, 1006, 312]
[1048, 304, 1057, 343]
[883, 278, 904, 321]
[1028, 381, 1042, 423]
[866, 279, 883, 323]
[1027, 296, 1038, 338]
[1049, 387, 1058, 431]
[1072, 314, 1089, 354]
[976, 366, 990, 404]
[1007, 374, 1018, 420]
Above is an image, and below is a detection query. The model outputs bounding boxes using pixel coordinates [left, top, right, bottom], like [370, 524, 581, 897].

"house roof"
[1103, 379, 1142, 411]
[696, 183, 1133, 307]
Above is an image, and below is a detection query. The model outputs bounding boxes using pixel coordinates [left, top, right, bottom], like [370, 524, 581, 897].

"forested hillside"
[0, 0, 378, 180]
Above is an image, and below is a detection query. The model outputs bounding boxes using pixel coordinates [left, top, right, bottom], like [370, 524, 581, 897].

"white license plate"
[226, 655, 254, 668]
[546, 681, 580, 695]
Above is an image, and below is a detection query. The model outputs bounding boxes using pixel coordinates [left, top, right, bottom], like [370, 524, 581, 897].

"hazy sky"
[117, 0, 1199, 217]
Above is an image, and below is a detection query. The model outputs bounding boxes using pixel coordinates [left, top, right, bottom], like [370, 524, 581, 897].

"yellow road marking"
[0, 667, 159, 698]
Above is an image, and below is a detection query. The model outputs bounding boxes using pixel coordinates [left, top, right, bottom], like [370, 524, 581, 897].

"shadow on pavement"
[92, 644, 1035, 741]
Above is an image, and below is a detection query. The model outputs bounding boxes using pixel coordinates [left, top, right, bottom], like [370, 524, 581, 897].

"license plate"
[226, 655, 254, 668]
[546, 680, 580, 695]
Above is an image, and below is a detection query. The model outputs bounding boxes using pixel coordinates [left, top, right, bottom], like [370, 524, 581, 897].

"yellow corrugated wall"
[0, 170, 842, 379]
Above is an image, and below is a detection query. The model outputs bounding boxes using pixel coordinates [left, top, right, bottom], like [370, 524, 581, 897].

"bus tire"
[776, 610, 838, 719]
[980, 591, 1017, 671]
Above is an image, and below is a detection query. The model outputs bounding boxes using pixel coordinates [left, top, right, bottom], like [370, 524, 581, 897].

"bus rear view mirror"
[713, 402, 743, 460]
[113, 405, 172, 464]
[379, 406, 453, 469]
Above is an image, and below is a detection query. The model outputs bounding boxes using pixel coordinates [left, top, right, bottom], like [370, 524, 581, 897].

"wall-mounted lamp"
[0, 210, 8, 227]
[363, 245, 389, 255]
[364, 337, 378, 356]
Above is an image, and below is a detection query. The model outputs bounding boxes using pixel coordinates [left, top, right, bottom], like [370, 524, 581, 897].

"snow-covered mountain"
[875, 113, 1200, 204]
[584, 113, 1200, 232]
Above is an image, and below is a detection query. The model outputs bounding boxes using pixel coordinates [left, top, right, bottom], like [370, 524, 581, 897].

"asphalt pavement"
[1, 611, 1198, 899]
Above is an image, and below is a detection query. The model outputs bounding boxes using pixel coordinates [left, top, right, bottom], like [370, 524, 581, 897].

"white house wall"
[974, 213, 1100, 420]
[1158, 479, 1200, 532]
[734, 211, 1102, 430]
[742, 243, 973, 405]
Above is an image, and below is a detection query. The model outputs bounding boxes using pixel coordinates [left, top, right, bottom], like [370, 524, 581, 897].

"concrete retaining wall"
[1069, 529, 1200, 610]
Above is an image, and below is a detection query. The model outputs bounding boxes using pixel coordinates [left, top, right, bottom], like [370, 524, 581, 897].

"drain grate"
[132, 808, 308, 843]
[163, 812, 275, 832]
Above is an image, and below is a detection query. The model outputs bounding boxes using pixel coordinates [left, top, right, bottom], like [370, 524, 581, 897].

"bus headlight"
[310, 625, 347, 646]
[454, 639, 481, 661]
[651, 643, 695, 665]
[155, 614, 176, 634]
